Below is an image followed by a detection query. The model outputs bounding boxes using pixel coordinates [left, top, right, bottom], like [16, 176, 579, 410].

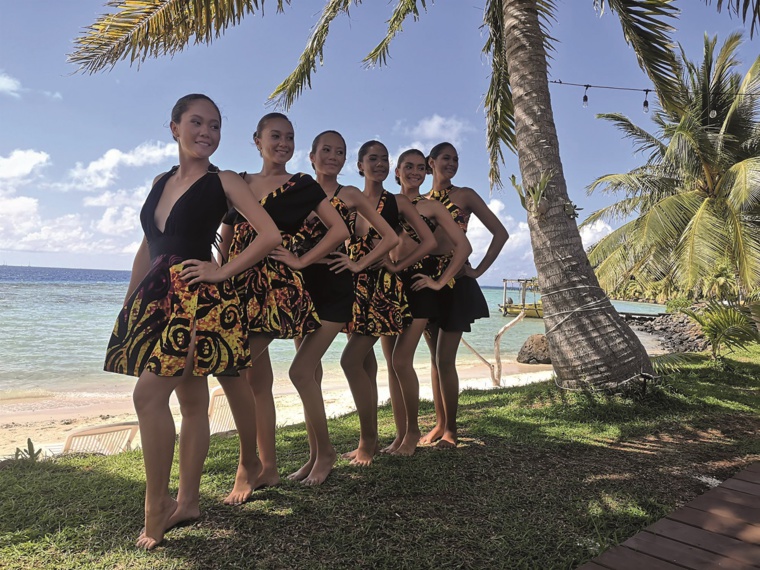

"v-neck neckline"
[153, 168, 208, 235]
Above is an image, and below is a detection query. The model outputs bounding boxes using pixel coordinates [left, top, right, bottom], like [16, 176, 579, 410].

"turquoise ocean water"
[0, 265, 664, 401]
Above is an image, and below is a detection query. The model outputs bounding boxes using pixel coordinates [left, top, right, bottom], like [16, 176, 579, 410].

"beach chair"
[208, 386, 237, 435]
[42, 421, 139, 457]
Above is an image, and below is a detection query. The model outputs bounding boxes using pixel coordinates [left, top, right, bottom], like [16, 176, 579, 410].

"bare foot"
[302, 447, 337, 486]
[224, 463, 257, 506]
[165, 503, 200, 531]
[434, 431, 457, 449]
[391, 430, 420, 457]
[257, 467, 281, 488]
[341, 448, 357, 460]
[381, 437, 402, 454]
[419, 426, 444, 446]
[136, 497, 177, 550]
[287, 457, 315, 482]
[342, 442, 379, 461]
[349, 446, 375, 467]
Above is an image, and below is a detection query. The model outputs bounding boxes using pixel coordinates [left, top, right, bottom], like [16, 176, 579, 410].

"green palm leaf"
[69, 0, 274, 73]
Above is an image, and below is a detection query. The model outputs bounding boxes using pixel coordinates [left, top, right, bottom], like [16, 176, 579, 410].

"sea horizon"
[0, 265, 665, 403]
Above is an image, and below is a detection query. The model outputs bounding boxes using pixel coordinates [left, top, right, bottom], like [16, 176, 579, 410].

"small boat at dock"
[499, 278, 543, 318]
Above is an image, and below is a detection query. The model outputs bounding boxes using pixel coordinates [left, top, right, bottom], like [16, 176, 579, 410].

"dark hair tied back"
[170, 94, 221, 141]
[395, 148, 426, 185]
[356, 140, 387, 177]
[254, 112, 291, 140]
[426, 141, 455, 174]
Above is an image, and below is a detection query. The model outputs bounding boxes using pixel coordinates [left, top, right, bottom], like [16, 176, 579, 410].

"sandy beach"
[0, 360, 552, 457]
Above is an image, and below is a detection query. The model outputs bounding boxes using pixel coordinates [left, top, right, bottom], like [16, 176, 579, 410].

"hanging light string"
[550, 79, 759, 113]
[550, 79, 653, 113]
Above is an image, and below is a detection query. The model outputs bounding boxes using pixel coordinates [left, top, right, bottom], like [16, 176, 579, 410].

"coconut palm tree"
[583, 33, 760, 301]
[68, 0, 760, 390]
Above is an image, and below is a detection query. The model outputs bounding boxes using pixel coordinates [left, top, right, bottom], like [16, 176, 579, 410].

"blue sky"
[0, 1, 756, 286]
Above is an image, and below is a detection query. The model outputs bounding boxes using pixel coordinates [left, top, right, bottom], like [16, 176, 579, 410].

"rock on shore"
[626, 311, 708, 353]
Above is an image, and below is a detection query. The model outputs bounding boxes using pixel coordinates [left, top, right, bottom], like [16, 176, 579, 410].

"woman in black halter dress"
[380, 149, 471, 457]
[105, 95, 280, 550]
[422, 142, 509, 450]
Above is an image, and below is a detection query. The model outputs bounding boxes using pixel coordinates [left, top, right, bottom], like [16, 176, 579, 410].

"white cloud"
[43, 91, 63, 100]
[68, 141, 176, 190]
[466, 198, 536, 284]
[0, 149, 50, 180]
[83, 181, 152, 208]
[396, 115, 476, 149]
[0, 72, 22, 98]
[579, 219, 613, 248]
[94, 206, 140, 236]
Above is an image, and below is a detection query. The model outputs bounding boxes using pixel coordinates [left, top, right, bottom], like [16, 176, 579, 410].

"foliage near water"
[1, 345, 758, 569]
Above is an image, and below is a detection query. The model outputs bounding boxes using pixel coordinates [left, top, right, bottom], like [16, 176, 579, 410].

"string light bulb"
[709, 109, 717, 118]
[643, 89, 650, 113]
[582, 85, 589, 108]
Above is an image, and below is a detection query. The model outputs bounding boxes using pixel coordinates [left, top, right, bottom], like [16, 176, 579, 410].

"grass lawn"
[1, 346, 759, 570]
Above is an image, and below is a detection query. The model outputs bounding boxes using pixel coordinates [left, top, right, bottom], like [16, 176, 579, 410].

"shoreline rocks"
[624, 311, 708, 353]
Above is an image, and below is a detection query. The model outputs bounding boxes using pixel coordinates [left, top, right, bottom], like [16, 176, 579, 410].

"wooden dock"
[578, 463, 760, 569]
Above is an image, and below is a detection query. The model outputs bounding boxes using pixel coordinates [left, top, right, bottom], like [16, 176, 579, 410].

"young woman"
[217, 113, 348, 502]
[421, 142, 509, 449]
[274, 130, 398, 484]
[380, 149, 471, 456]
[331, 140, 436, 466]
[104, 94, 281, 549]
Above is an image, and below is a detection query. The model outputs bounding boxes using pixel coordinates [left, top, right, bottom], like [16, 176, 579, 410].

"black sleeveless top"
[223, 173, 325, 236]
[140, 165, 228, 261]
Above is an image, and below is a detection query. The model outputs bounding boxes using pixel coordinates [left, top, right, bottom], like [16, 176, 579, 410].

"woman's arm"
[460, 187, 508, 278]
[389, 194, 436, 273]
[181, 171, 280, 284]
[269, 198, 349, 269]
[327, 186, 399, 274]
[216, 222, 234, 266]
[124, 236, 151, 303]
[413, 201, 472, 291]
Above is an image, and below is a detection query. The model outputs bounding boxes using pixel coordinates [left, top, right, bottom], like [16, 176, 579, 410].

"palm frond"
[721, 156, 760, 210]
[596, 112, 668, 162]
[725, 205, 760, 290]
[363, 0, 427, 68]
[705, 0, 760, 38]
[650, 352, 704, 374]
[604, 0, 683, 111]
[268, 0, 356, 110]
[482, 0, 515, 189]
[676, 199, 731, 287]
[69, 0, 272, 73]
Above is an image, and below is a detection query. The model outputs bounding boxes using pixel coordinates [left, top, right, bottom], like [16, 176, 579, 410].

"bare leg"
[288, 322, 342, 485]
[340, 334, 380, 466]
[435, 330, 462, 449]
[216, 372, 263, 505]
[248, 338, 280, 486]
[380, 335, 404, 454]
[133, 338, 196, 550]
[168, 376, 210, 527]
[390, 318, 427, 456]
[420, 324, 445, 445]
[287, 336, 317, 482]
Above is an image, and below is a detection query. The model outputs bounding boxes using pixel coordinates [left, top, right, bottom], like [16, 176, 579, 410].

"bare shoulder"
[337, 184, 363, 205]
[152, 172, 167, 186]
[395, 193, 413, 207]
[217, 170, 248, 188]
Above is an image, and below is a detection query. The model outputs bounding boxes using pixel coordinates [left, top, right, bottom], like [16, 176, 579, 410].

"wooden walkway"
[579, 463, 760, 569]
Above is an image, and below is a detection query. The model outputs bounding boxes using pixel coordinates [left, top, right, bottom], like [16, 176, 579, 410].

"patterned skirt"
[104, 254, 249, 377]
[229, 221, 320, 339]
[347, 236, 411, 336]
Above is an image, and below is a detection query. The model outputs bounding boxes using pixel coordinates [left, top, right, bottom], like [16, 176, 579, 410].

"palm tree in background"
[69, 0, 760, 389]
[583, 33, 760, 300]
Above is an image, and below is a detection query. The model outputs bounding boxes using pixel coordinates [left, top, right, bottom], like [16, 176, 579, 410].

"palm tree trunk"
[502, 0, 653, 389]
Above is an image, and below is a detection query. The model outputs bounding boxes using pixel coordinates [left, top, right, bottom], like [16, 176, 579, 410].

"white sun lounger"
[208, 385, 237, 435]
[42, 421, 139, 457]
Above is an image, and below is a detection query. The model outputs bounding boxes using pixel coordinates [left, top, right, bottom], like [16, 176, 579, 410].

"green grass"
[2, 346, 759, 569]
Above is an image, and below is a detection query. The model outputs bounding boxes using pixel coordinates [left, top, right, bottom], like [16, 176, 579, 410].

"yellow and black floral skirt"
[104, 254, 249, 377]
[347, 236, 411, 336]
[228, 221, 320, 339]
